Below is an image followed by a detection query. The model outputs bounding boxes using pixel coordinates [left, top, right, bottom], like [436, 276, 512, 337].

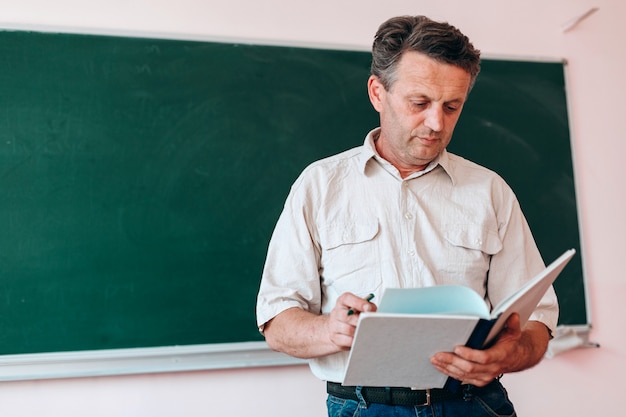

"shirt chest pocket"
[317, 220, 381, 293]
[440, 223, 502, 286]
[443, 223, 503, 255]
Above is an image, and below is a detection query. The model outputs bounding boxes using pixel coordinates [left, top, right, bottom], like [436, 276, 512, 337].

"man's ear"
[367, 75, 385, 113]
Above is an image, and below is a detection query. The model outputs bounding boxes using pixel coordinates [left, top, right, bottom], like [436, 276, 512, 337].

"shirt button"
[405, 213, 413, 220]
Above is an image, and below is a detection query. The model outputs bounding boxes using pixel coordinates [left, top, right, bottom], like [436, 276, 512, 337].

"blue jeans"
[327, 380, 516, 417]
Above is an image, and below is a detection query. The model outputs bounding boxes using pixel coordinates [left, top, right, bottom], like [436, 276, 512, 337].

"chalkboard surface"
[0, 31, 585, 357]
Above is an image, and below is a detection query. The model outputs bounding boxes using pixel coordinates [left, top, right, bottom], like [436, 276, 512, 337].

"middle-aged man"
[257, 15, 558, 417]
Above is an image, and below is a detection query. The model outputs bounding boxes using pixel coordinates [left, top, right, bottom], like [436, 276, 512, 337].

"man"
[256, 15, 558, 417]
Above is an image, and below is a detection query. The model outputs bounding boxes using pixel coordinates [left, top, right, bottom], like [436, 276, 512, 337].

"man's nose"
[424, 106, 444, 132]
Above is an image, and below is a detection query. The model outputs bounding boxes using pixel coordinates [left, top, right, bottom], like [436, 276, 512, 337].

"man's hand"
[429, 314, 551, 386]
[263, 292, 377, 359]
[325, 292, 378, 350]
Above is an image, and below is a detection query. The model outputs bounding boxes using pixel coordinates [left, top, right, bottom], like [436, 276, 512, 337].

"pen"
[347, 293, 375, 316]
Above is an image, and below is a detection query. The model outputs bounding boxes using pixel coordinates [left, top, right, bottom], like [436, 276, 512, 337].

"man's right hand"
[262, 292, 377, 358]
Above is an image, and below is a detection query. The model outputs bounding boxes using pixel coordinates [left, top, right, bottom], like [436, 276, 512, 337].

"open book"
[342, 249, 576, 390]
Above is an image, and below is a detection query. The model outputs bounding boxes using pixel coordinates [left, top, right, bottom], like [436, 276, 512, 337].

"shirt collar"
[434, 149, 457, 185]
[358, 128, 379, 173]
[359, 127, 456, 185]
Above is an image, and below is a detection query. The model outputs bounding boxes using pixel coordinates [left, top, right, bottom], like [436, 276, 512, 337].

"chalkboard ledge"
[0, 342, 305, 381]
[0, 325, 594, 381]
[546, 324, 598, 358]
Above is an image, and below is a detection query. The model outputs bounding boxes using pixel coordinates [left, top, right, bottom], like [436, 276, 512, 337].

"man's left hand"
[429, 314, 551, 387]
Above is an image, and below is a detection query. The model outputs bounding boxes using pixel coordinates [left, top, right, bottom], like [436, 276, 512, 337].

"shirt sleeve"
[255, 173, 322, 333]
[487, 185, 559, 334]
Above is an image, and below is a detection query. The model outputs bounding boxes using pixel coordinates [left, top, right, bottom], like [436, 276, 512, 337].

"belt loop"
[384, 387, 392, 404]
[355, 386, 369, 409]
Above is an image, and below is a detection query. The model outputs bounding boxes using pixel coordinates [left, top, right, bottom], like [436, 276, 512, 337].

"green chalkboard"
[0, 31, 585, 357]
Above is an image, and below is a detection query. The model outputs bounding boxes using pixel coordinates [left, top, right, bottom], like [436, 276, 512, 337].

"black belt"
[327, 382, 464, 407]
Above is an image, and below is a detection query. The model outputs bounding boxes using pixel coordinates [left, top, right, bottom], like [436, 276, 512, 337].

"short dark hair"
[371, 15, 481, 91]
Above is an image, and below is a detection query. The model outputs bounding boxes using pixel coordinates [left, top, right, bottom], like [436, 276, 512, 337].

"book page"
[378, 285, 490, 318]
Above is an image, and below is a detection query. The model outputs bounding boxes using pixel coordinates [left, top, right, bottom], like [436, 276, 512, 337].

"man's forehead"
[392, 52, 471, 100]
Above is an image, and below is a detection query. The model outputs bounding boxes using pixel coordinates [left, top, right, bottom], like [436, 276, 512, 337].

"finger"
[452, 345, 491, 364]
[328, 329, 356, 350]
[327, 314, 361, 349]
[339, 292, 377, 316]
[431, 355, 498, 387]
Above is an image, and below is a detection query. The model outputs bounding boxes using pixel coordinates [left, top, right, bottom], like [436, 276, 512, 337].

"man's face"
[368, 51, 472, 176]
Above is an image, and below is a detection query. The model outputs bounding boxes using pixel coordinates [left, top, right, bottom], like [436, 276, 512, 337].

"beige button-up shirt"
[256, 128, 558, 383]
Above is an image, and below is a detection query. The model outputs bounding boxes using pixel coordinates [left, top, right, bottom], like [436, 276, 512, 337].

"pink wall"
[0, 1, 624, 415]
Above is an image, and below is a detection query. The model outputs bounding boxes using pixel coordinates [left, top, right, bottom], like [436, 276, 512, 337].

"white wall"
[0, 1, 624, 415]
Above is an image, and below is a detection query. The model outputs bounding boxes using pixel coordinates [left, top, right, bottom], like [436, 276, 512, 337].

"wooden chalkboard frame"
[0, 28, 590, 380]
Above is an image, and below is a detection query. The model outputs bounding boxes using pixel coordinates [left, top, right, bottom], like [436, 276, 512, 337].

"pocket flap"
[319, 221, 379, 250]
[444, 223, 502, 255]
